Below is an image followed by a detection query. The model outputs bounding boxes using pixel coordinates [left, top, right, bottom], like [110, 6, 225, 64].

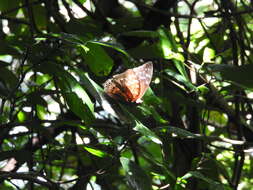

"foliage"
[0, 0, 253, 189]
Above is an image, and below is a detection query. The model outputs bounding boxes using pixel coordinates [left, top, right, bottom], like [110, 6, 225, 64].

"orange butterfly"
[103, 62, 153, 103]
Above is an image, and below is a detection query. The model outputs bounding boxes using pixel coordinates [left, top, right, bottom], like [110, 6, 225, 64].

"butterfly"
[103, 62, 153, 103]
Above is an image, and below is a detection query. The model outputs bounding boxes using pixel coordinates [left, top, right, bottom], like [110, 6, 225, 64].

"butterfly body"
[103, 62, 153, 103]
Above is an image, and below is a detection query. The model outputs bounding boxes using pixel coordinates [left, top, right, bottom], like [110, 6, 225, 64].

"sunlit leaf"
[37, 63, 94, 123]
[164, 69, 197, 91]
[79, 41, 114, 76]
[17, 111, 26, 122]
[158, 27, 188, 79]
[203, 47, 215, 62]
[134, 121, 162, 145]
[36, 104, 47, 120]
[84, 146, 107, 158]
[64, 92, 94, 124]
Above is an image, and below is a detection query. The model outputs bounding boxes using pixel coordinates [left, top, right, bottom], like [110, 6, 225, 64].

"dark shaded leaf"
[0, 67, 18, 90]
[0, 0, 20, 16]
[66, 18, 103, 37]
[26, 92, 48, 107]
[207, 64, 253, 88]
[120, 157, 152, 190]
[159, 126, 197, 138]
[128, 42, 164, 59]
[121, 30, 159, 38]
[182, 171, 226, 190]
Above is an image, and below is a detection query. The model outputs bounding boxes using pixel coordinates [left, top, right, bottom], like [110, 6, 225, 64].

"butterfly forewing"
[103, 62, 153, 103]
[132, 62, 153, 102]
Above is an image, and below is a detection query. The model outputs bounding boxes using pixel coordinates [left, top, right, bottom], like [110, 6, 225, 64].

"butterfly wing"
[132, 62, 153, 102]
[103, 69, 140, 102]
[103, 62, 153, 103]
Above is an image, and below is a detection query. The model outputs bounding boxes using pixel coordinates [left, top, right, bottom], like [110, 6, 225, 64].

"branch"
[0, 171, 60, 189]
[0, 15, 30, 25]
[127, 0, 253, 19]
[25, 0, 39, 34]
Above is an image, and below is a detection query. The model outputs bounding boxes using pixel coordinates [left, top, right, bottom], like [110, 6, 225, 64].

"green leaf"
[203, 47, 215, 62]
[35, 74, 51, 85]
[138, 104, 168, 124]
[0, 40, 21, 56]
[0, 67, 18, 90]
[74, 70, 104, 104]
[17, 111, 26, 122]
[47, 64, 93, 112]
[0, 0, 20, 16]
[182, 171, 225, 190]
[89, 41, 130, 58]
[48, 32, 87, 45]
[75, 71, 127, 120]
[134, 121, 162, 145]
[203, 110, 228, 127]
[37, 63, 94, 123]
[32, 5, 47, 30]
[26, 92, 48, 107]
[0, 60, 10, 67]
[207, 64, 253, 88]
[63, 92, 94, 124]
[0, 183, 15, 190]
[164, 69, 197, 91]
[160, 126, 198, 138]
[128, 42, 164, 59]
[84, 146, 107, 158]
[22, 4, 47, 30]
[158, 27, 188, 80]
[110, 17, 143, 33]
[66, 18, 103, 37]
[0, 82, 10, 98]
[36, 104, 47, 120]
[79, 42, 114, 76]
[120, 157, 152, 190]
